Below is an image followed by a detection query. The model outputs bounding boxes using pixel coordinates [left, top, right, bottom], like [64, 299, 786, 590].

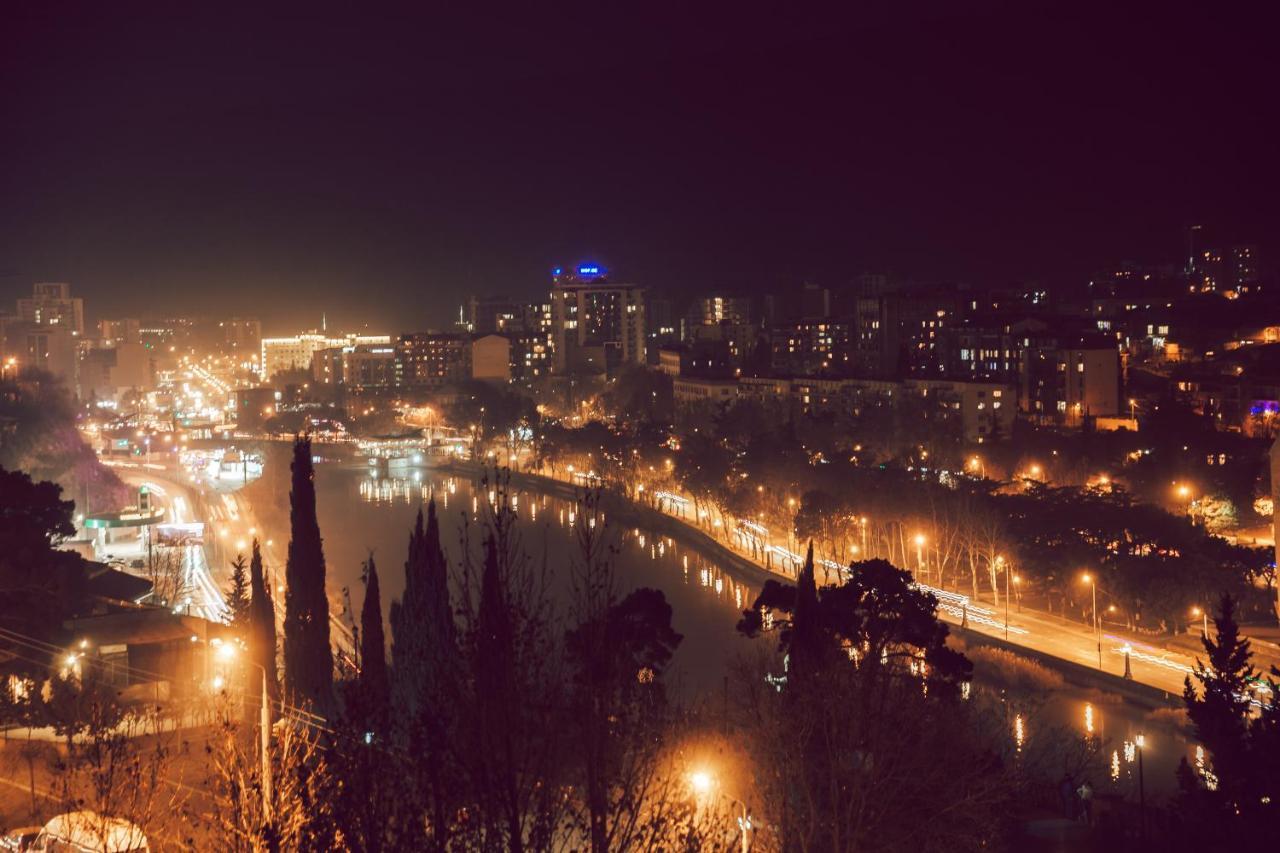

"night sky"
[2, 2, 1277, 331]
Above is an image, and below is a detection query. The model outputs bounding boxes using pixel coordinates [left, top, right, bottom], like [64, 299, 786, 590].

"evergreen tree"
[1184, 594, 1254, 804]
[390, 499, 454, 718]
[226, 553, 251, 628]
[283, 435, 333, 712]
[248, 539, 278, 699]
[389, 498, 457, 850]
[358, 555, 389, 729]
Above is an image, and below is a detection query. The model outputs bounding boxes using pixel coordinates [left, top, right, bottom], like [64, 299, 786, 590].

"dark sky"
[2, 1, 1277, 331]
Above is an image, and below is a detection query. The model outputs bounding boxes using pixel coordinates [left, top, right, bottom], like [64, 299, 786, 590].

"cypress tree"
[390, 498, 454, 718]
[789, 541, 827, 683]
[1184, 594, 1255, 805]
[390, 498, 457, 850]
[248, 538, 278, 699]
[359, 555, 390, 728]
[283, 434, 333, 712]
[226, 553, 251, 628]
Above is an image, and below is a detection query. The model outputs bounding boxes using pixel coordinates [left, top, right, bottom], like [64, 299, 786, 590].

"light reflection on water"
[355, 472, 755, 614]
[340, 468, 1200, 795]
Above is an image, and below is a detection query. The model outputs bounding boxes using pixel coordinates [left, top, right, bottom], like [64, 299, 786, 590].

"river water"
[307, 462, 1195, 797]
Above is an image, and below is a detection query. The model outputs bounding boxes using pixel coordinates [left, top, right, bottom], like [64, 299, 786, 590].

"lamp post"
[859, 517, 868, 557]
[998, 556, 1009, 640]
[915, 534, 927, 583]
[215, 640, 273, 822]
[1083, 573, 1102, 670]
[690, 770, 750, 853]
[1191, 606, 1208, 638]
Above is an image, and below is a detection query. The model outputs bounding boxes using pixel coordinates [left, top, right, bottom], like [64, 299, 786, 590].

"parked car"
[27, 812, 148, 853]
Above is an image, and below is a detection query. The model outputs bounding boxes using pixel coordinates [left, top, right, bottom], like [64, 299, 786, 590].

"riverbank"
[436, 459, 1184, 711]
[432, 460, 776, 588]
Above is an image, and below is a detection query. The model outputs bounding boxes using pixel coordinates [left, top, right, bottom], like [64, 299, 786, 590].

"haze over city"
[4, 2, 1278, 329]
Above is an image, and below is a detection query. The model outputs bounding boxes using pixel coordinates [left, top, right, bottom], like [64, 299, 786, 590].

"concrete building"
[1020, 332, 1121, 423]
[259, 332, 389, 381]
[673, 376, 739, 407]
[99, 318, 141, 345]
[79, 342, 154, 402]
[678, 373, 1014, 443]
[395, 332, 471, 388]
[17, 282, 84, 335]
[312, 344, 398, 391]
[549, 265, 645, 375]
[471, 334, 512, 383]
[222, 317, 262, 353]
[22, 325, 79, 384]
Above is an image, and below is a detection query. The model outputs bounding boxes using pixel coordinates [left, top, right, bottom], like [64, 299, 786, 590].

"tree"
[248, 539, 278, 700]
[227, 553, 251, 629]
[0, 465, 86, 646]
[283, 434, 333, 712]
[455, 475, 565, 851]
[357, 555, 389, 730]
[389, 498, 458, 850]
[562, 493, 685, 851]
[1182, 594, 1254, 814]
[737, 552, 992, 849]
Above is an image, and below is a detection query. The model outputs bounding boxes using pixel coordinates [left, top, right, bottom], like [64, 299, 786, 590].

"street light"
[968, 456, 985, 478]
[996, 556, 1009, 640]
[212, 639, 274, 822]
[1082, 573, 1102, 670]
[1191, 605, 1208, 638]
[914, 534, 927, 581]
[688, 769, 751, 853]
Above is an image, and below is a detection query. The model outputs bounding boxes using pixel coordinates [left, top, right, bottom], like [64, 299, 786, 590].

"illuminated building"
[98, 318, 141, 345]
[259, 332, 389, 381]
[394, 332, 471, 388]
[548, 264, 646, 375]
[17, 282, 84, 335]
[312, 344, 397, 391]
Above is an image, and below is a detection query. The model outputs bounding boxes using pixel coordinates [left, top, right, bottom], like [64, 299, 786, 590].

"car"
[26, 812, 148, 853]
[0, 826, 40, 852]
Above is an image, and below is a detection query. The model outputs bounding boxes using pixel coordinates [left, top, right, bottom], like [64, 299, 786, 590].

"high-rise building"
[17, 282, 84, 335]
[1231, 245, 1260, 295]
[548, 264, 645, 375]
[395, 332, 471, 388]
[222, 317, 263, 353]
[464, 296, 517, 335]
[99, 318, 141, 345]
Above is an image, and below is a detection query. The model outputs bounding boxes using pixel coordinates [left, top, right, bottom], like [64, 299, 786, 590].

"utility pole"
[259, 666, 273, 824]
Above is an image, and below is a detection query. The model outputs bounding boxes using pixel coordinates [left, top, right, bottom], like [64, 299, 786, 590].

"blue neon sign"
[578, 264, 603, 276]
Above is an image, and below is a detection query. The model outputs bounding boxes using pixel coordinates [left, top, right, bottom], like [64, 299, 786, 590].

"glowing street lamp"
[1191, 605, 1208, 637]
[1082, 573, 1102, 670]
[688, 769, 751, 853]
[914, 534, 927, 580]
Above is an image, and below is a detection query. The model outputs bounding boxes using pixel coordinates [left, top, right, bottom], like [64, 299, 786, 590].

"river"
[298, 461, 1196, 798]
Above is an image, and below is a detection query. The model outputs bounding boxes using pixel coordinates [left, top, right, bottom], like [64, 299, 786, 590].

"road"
[110, 462, 355, 659]
[539, 471, 1280, 698]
